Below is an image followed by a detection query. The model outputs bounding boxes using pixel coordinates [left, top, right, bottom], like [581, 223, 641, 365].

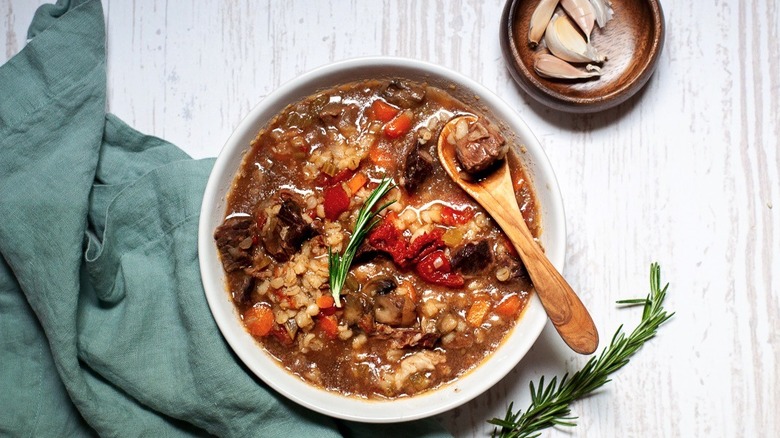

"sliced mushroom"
[374, 294, 417, 327]
[283, 318, 299, 341]
[364, 277, 397, 296]
[343, 294, 369, 326]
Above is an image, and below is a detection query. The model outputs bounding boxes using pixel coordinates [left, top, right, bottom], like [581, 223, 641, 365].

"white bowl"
[198, 57, 566, 423]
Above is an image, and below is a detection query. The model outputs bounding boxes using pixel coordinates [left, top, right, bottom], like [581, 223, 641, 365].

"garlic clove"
[561, 0, 596, 39]
[588, 0, 614, 28]
[544, 13, 606, 64]
[528, 0, 559, 46]
[534, 54, 601, 79]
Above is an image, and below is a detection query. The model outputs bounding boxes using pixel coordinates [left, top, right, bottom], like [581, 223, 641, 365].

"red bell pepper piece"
[406, 229, 446, 264]
[270, 325, 294, 346]
[368, 221, 409, 267]
[331, 169, 356, 184]
[323, 184, 350, 221]
[313, 168, 355, 187]
[440, 205, 475, 226]
[415, 250, 464, 288]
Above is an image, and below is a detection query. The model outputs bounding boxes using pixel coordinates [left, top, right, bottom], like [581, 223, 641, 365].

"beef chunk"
[374, 326, 439, 349]
[214, 216, 256, 272]
[318, 101, 360, 137]
[495, 252, 531, 283]
[374, 294, 417, 327]
[453, 117, 508, 174]
[402, 140, 434, 193]
[382, 80, 426, 108]
[318, 101, 344, 123]
[353, 240, 389, 264]
[233, 275, 256, 304]
[357, 313, 376, 334]
[451, 240, 492, 275]
[262, 194, 316, 262]
[507, 259, 530, 283]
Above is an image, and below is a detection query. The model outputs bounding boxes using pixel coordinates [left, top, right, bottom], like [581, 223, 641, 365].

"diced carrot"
[466, 297, 491, 326]
[369, 144, 395, 168]
[244, 304, 274, 337]
[502, 234, 519, 258]
[316, 294, 335, 310]
[384, 112, 413, 139]
[346, 172, 368, 194]
[371, 99, 400, 123]
[495, 294, 521, 318]
[317, 315, 339, 339]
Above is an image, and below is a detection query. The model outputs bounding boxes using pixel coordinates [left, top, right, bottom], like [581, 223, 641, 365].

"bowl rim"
[499, 0, 666, 113]
[198, 56, 567, 422]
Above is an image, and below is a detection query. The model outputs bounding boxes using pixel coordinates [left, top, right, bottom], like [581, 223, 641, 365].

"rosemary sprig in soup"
[328, 178, 396, 307]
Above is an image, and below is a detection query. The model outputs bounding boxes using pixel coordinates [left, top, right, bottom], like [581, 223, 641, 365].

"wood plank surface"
[2, 1, 778, 436]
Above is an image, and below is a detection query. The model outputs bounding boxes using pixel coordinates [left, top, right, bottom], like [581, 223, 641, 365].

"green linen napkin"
[0, 1, 452, 436]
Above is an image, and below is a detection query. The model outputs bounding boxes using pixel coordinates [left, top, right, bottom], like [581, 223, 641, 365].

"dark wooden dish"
[500, 0, 665, 113]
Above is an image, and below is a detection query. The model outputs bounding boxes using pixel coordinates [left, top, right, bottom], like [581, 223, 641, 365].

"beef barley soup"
[214, 79, 539, 399]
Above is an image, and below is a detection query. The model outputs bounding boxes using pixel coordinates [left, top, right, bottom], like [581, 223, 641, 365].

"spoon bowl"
[438, 115, 599, 354]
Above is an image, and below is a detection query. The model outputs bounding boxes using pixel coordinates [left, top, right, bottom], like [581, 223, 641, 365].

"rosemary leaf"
[328, 178, 395, 307]
[489, 263, 674, 438]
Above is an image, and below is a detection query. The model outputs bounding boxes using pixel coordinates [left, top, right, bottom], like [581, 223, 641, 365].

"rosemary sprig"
[489, 263, 674, 438]
[328, 178, 396, 307]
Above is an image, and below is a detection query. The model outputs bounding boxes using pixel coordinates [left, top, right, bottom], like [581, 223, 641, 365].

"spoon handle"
[488, 186, 599, 354]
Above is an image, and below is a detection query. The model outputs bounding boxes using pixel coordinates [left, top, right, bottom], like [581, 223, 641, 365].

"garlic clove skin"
[545, 13, 606, 64]
[534, 54, 601, 79]
[528, 0, 559, 46]
[588, 0, 614, 28]
[561, 0, 596, 39]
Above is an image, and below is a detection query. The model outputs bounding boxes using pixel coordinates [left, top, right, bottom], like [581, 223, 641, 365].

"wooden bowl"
[500, 0, 665, 113]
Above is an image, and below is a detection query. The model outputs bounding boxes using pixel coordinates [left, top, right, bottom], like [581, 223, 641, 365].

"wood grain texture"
[438, 115, 598, 354]
[2, 1, 778, 436]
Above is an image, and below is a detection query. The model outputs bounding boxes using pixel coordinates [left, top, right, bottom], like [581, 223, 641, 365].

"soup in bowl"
[199, 58, 565, 422]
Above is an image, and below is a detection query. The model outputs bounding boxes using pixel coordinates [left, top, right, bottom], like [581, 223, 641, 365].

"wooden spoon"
[437, 115, 598, 354]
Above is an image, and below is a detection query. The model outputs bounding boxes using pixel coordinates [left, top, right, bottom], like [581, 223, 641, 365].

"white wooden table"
[3, 1, 778, 436]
